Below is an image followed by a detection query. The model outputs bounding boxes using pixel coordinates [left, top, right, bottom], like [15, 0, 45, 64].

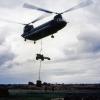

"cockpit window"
[56, 18, 62, 22]
[54, 14, 62, 19]
[24, 25, 33, 33]
[54, 14, 64, 22]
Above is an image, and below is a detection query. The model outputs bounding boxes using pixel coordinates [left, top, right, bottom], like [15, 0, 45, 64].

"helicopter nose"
[61, 20, 67, 27]
[21, 34, 23, 37]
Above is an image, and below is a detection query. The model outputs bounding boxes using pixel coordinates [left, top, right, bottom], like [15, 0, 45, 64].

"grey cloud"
[0, 27, 10, 44]
[0, 14, 17, 69]
[29, 0, 46, 6]
[0, 0, 47, 9]
[52, 32, 100, 63]
[0, 0, 23, 8]
[78, 32, 100, 53]
[46, 52, 100, 64]
[85, 2, 100, 26]
[0, 47, 15, 67]
[88, 0, 100, 14]
[4, 57, 36, 69]
[43, 68, 87, 76]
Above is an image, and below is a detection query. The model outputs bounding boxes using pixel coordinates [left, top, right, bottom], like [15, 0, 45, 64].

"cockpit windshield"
[54, 14, 65, 22]
[54, 14, 62, 20]
[24, 25, 33, 33]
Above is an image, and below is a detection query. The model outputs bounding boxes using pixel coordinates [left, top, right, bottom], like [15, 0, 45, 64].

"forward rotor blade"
[23, 3, 58, 14]
[61, 0, 93, 14]
[0, 18, 26, 25]
[28, 14, 50, 24]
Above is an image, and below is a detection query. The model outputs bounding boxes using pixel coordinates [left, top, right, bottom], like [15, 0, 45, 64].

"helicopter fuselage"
[21, 15, 67, 41]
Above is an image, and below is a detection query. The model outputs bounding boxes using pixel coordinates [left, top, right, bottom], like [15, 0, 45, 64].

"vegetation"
[0, 83, 100, 100]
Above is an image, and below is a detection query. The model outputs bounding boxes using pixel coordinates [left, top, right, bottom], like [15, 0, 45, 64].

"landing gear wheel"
[34, 41, 36, 44]
[51, 35, 54, 38]
[24, 38, 26, 41]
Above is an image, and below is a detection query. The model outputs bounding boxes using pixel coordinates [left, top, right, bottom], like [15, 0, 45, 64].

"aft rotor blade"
[0, 18, 26, 25]
[23, 3, 58, 14]
[28, 14, 50, 24]
[61, 0, 93, 14]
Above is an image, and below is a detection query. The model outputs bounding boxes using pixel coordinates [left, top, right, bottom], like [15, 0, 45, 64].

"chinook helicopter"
[1, 1, 91, 44]
[22, 13, 67, 43]
[22, 0, 92, 43]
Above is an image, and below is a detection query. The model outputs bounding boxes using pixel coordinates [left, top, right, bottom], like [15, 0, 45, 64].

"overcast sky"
[0, 0, 100, 84]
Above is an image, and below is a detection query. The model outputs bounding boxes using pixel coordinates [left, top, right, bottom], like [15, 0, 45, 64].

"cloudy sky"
[0, 0, 100, 84]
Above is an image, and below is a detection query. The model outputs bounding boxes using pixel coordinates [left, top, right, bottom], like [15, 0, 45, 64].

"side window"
[57, 18, 62, 22]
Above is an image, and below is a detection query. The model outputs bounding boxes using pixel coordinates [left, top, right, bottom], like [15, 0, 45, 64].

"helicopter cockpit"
[54, 14, 63, 22]
[54, 14, 66, 23]
[53, 14, 66, 27]
[24, 24, 33, 33]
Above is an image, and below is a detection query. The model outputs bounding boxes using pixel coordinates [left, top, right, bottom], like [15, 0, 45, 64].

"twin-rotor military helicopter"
[10, 1, 92, 44]
[22, 3, 67, 44]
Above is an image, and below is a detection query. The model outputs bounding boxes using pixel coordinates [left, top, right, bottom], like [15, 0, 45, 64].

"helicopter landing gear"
[34, 41, 36, 44]
[24, 38, 26, 41]
[51, 35, 54, 38]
